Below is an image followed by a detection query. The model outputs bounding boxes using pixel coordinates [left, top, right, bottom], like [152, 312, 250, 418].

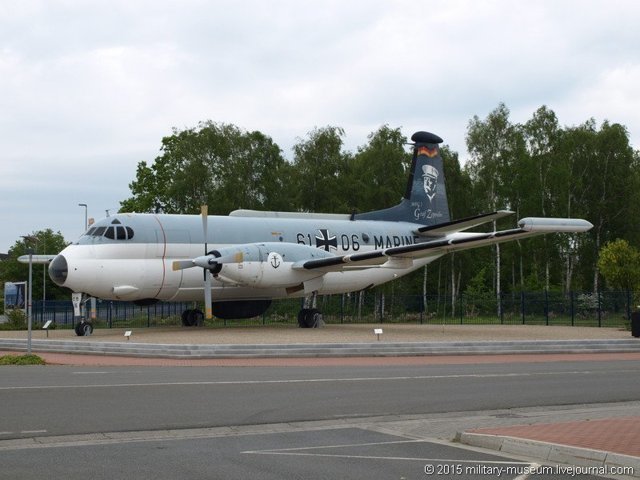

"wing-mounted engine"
[173, 242, 334, 289]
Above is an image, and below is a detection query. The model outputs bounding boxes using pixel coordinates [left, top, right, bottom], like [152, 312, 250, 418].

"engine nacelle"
[211, 242, 333, 288]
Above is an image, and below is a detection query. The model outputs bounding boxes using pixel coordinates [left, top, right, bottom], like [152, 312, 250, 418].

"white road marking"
[20, 430, 47, 434]
[0, 369, 634, 391]
[244, 439, 530, 465]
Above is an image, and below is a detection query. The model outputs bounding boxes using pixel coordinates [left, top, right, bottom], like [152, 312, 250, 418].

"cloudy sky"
[1, 0, 639, 254]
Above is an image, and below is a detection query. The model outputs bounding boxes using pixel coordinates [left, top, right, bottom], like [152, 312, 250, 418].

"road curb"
[458, 432, 640, 477]
[1, 338, 640, 358]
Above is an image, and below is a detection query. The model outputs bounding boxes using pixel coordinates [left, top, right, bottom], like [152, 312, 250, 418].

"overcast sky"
[1, 0, 639, 254]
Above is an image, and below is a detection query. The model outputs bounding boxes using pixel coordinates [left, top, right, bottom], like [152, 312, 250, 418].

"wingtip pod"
[518, 217, 594, 233]
[17, 254, 57, 265]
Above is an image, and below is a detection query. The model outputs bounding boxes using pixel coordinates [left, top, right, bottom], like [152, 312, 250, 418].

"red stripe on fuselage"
[152, 215, 167, 299]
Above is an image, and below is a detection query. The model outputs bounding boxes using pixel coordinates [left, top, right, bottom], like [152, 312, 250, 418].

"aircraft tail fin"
[354, 131, 450, 226]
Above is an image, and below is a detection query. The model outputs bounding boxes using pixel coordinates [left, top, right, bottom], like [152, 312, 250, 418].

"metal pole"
[42, 239, 46, 323]
[27, 249, 33, 355]
[78, 203, 88, 231]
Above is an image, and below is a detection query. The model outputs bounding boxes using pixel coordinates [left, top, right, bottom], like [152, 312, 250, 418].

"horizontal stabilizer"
[416, 210, 514, 236]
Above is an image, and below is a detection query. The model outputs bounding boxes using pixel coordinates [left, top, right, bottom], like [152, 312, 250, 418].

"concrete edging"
[0, 338, 639, 359]
[458, 432, 640, 477]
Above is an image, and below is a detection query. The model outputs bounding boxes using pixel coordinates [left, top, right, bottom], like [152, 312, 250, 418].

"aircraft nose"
[49, 254, 68, 286]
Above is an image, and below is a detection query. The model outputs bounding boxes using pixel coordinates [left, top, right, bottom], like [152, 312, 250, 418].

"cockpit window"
[86, 220, 134, 240]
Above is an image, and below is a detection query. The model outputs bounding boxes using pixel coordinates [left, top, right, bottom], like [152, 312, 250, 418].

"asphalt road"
[1, 360, 639, 438]
[1, 359, 637, 479]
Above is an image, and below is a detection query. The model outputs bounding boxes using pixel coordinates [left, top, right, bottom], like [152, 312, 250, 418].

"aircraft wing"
[294, 217, 593, 273]
[415, 210, 514, 236]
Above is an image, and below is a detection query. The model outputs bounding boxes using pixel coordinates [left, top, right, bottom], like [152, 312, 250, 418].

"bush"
[0, 309, 27, 330]
[0, 354, 46, 365]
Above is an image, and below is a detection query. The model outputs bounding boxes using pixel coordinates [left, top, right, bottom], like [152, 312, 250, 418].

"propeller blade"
[172, 251, 244, 272]
[172, 260, 195, 271]
[201, 205, 208, 252]
[203, 269, 212, 320]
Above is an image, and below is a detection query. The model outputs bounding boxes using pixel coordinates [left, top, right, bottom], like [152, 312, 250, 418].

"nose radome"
[49, 255, 68, 286]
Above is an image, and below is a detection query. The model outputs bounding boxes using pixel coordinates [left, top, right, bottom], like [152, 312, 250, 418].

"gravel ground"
[0, 323, 632, 345]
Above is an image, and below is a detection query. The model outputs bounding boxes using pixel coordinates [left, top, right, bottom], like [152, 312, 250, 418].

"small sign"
[72, 293, 82, 317]
[124, 331, 132, 340]
[374, 328, 383, 341]
[42, 320, 52, 329]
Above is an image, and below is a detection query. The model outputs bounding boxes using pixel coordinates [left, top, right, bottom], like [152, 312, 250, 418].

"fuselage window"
[104, 227, 115, 239]
[116, 226, 127, 240]
[86, 227, 97, 236]
[126, 227, 134, 240]
[94, 226, 107, 237]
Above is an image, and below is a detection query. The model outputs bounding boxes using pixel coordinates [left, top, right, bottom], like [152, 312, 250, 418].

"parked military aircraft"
[25, 131, 592, 334]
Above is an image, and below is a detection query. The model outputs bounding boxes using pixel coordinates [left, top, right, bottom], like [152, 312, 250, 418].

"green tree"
[561, 120, 640, 291]
[350, 125, 410, 212]
[0, 230, 69, 303]
[466, 103, 526, 313]
[597, 239, 640, 292]
[120, 121, 292, 215]
[291, 126, 352, 213]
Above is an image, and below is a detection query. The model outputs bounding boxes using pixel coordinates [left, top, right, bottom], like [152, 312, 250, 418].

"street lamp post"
[27, 248, 32, 355]
[21, 236, 36, 355]
[78, 203, 88, 231]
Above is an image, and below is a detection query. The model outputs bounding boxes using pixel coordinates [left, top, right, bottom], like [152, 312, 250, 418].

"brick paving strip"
[470, 417, 640, 458]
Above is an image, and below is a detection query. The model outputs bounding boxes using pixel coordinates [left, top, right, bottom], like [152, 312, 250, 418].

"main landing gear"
[297, 292, 324, 328]
[181, 309, 204, 327]
[74, 320, 93, 336]
[297, 308, 323, 328]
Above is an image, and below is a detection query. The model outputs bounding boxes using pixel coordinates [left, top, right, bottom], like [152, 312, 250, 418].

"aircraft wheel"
[308, 309, 323, 328]
[182, 309, 204, 327]
[298, 309, 322, 328]
[74, 322, 93, 336]
[190, 309, 204, 327]
[297, 309, 310, 328]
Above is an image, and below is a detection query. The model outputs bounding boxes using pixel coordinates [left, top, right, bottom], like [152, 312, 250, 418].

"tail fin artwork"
[355, 131, 450, 226]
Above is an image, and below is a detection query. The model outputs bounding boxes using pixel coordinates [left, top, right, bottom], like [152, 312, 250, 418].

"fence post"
[544, 289, 549, 326]
[499, 293, 504, 324]
[521, 291, 525, 324]
[627, 290, 632, 324]
[570, 291, 575, 326]
[597, 290, 602, 327]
